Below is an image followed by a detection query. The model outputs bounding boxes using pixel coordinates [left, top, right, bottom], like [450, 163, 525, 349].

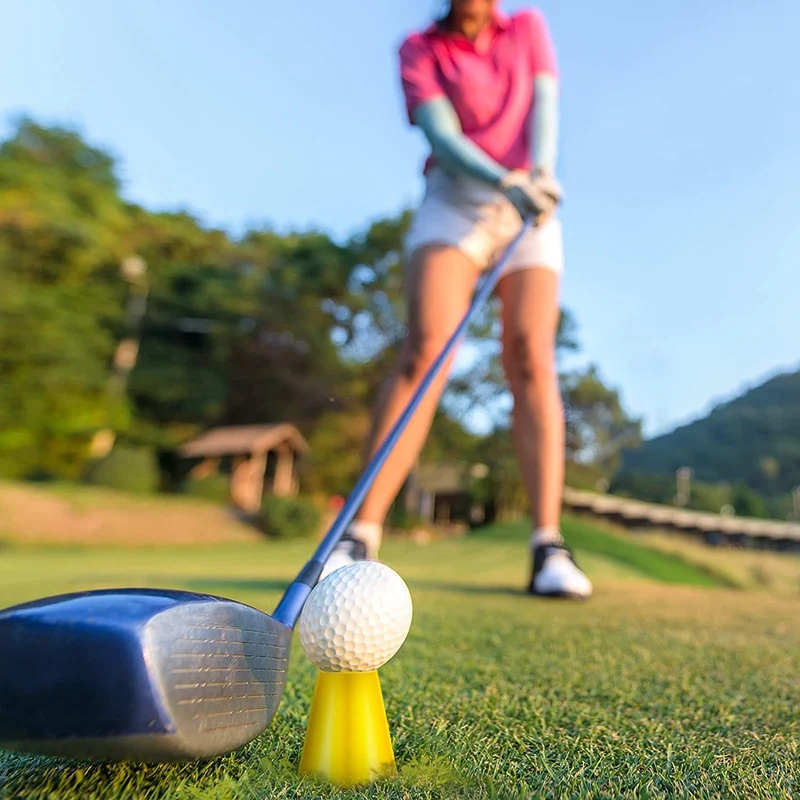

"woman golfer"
[324, 0, 592, 599]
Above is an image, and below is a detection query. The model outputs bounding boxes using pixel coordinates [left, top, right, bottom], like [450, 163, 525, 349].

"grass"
[1, 517, 799, 799]
[630, 530, 800, 595]
[472, 517, 735, 588]
[0, 480, 261, 547]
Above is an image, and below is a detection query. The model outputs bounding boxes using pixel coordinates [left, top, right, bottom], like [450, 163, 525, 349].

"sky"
[1, 0, 799, 437]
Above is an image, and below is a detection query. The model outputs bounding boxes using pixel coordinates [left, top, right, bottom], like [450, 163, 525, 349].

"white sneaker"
[528, 543, 593, 599]
[319, 532, 368, 581]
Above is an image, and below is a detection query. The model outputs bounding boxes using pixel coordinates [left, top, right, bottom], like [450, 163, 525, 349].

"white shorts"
[404, 168, 564, 275]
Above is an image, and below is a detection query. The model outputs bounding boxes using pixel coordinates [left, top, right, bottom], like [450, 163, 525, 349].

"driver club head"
[0, 589, 293, 762]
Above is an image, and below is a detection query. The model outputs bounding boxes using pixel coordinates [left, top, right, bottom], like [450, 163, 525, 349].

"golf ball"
[299, 561, 413, 672]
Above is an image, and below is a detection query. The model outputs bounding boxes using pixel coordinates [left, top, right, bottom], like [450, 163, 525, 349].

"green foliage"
[0, 121, 128, 479]
[611, 472, 677, 504]
[562, 365, 642, 474]
[84, 445, 160, 494]
[304, 408, 371, 496]
[564, 460, 607, 491]
[689, 481, 733, 514]
[0, 117, 638, 501]
[611, 470, 779, 519]
[0, 276, 118, 478]
[767, 492, 795, 521]
[422, 411, 485, 463]
[386, 505, 426, 531]
[259, 494, 321, 539]
[184, 475, 230, 505]
[732, 482, 768, 518]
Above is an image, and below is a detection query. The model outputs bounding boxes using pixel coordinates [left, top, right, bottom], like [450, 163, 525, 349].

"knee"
[502, 331, 557, 388]
[399, 333, 450, 382]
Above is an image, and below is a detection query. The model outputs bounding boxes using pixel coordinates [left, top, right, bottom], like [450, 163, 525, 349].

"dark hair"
[437, 1, 452, 27]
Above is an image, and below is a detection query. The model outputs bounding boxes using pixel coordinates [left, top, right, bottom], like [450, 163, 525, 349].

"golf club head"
[0, 589, 292, 762]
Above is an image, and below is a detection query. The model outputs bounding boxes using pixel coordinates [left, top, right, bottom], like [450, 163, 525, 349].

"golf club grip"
[273, 219, 534, 626]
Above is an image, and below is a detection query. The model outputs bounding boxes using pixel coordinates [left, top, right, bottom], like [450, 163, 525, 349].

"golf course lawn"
[1, 517, 798, 799]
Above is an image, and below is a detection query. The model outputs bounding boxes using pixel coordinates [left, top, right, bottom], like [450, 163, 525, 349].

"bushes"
[612, 471, 772, 518]
[732, 483, 768, 518]
[184, 475, 230, 505]
[565, 461, 607, 492]
[387, 505, 425, 532]
[84, 445, 160, 494]
[259, 495, 321, 539]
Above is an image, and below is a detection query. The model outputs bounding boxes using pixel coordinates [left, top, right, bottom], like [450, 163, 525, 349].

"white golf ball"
[299, 561, 413, 673]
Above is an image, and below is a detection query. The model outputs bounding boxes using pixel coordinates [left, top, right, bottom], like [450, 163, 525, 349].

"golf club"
[0, 219, 533, 763]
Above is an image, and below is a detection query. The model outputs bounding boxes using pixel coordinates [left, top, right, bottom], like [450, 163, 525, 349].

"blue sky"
[1, 0, 798, 437]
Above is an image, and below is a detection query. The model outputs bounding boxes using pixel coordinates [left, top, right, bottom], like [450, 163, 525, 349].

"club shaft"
[273, 219, 533, 626]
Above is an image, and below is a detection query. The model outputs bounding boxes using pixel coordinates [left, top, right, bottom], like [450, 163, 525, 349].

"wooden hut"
[179, 424, 309, 513]
[405, 460, 489, 526]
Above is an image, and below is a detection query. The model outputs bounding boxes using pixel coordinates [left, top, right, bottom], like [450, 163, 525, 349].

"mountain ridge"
[621, 368, 800, 499]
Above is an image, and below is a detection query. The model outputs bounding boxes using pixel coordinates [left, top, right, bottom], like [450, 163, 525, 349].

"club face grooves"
[0, 590, 293, 762]
[150, 601, 292, 759]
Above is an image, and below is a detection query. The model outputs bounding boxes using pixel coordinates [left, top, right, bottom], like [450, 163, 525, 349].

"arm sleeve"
[400, 35, 509, 186]
[523, 11, 560, 172]
[413, 97, 509, 187]
[530, 74, 560, 174]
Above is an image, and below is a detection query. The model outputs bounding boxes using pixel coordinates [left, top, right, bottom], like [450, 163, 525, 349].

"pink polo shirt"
[399, 9, 558, 173]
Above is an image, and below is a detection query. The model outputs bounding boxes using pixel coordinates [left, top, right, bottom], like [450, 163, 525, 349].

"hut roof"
[179, 424, 309, 459]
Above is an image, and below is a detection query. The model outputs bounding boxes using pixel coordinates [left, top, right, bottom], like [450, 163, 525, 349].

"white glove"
[499, 169, 563, 221]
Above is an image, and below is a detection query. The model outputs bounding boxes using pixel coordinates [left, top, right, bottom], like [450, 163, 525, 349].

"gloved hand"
[499, 169, 563, 222]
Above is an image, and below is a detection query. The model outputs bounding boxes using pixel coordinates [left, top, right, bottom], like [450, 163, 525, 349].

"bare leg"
[356, 245, 482, 528]
[498, 267, 564, 529]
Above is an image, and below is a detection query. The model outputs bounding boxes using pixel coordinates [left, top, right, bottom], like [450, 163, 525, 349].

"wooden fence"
[562, 488, 800, 549]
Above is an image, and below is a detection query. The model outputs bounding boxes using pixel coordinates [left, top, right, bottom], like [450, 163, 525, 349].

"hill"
[621, 368, 800, 498]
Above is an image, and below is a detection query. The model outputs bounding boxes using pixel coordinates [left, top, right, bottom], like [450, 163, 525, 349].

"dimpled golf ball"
[299, 561, 413, 672]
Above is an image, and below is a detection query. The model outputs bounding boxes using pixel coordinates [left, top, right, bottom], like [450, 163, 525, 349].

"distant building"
[405, 460, 490, 527]
[179, 424, 309, 514]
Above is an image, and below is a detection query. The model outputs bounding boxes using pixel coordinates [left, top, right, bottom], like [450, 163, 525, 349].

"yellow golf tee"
[299, 670, 396, 786]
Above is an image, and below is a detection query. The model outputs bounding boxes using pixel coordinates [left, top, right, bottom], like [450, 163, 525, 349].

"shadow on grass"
[407, 579, 524, 597]
[187, 577, 525, 600]
[181, 576, 527, 599]
[178, 578, 291, 596]
[185, 577, 526, 599]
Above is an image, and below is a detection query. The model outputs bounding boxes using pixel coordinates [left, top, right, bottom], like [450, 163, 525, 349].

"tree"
[562, 365, 642, 475]
[732, 483, 767, 519]
[304, 408, 372, 497]
[0, 120, 129, 477]
[0, 118, 640, 500]
[225, 229, 363, 428]
[0, 274, 118, 478]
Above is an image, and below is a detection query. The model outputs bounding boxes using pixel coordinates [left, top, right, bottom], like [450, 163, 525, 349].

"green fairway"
[1, 518, 799, 799]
